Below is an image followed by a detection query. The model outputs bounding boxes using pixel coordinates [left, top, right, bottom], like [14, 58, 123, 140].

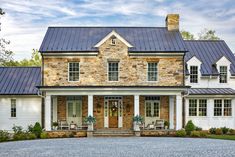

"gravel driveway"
[0, 137, 235, 157]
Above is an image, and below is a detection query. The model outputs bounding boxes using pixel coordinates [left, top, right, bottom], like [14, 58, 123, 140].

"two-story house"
[0, 14, 235, 134]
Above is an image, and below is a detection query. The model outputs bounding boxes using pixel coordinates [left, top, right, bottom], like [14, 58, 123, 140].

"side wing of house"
[0, 67, 42, 131]
[184, 40, 235, 129]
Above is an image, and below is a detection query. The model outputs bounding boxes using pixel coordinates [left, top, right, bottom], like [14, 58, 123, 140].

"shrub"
[195, 127, 202, 131]
[0, 130, 9, 142]
[13, 133, 27, 141]
[176, 129, 186, 137]
[40, 132, 48, 139]
[190, 131, 200, 137]
[221, 127, 229, 134]
[209, 128, 216, 134]
[229, 129, 235, 135]
[199, 131, 207, 137]
[215, 128, 223, 135]
[27, 133, 37, 140]
[32, 122, 42, 138]
[27, 125, 34, 133]
[12, 125, 23, 134]
[185, 120, 195, 135]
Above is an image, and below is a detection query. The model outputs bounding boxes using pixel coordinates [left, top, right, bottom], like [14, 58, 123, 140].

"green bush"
[27, 133, 37, 140]
[40, 132, 48, 139]
[190, 131, 200, 137]
[185, 120, 195, 135]
[27, 125, 34, 133]
[0, 130, 9, 142]
[209, 128, 216, 134]
[215, 128, 223, 135]
[13, 133, 27, 141]
[199, 131, 207, 137]
[32, 122, 42, 138]
[221, 127, 229, 134]
[12, 125, 23, 134]
[195, 127, 202, 131]
[176, 129, 186, 137]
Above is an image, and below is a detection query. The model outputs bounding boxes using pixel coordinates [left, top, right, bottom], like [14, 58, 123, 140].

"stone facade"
[43, 37, 184, 86]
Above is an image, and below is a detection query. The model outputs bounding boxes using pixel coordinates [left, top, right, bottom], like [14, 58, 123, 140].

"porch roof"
[188, 88, 235, 95]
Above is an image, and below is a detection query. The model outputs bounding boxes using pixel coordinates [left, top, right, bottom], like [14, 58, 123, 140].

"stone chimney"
[165, 14, 179, 31]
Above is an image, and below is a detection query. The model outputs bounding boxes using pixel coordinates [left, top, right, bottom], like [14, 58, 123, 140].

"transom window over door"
[190, 66, 198, 83]
[108, 62, 119, 81]
[219, 66, 227, 83]
[68, 62, 79, 81]
[147, 63, 158, 81]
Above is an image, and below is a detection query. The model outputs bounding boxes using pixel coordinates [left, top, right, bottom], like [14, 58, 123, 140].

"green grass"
[207, 135, 235, 141]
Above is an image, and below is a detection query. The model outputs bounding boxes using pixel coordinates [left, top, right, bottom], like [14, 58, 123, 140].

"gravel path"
[0, 137, 235, 157]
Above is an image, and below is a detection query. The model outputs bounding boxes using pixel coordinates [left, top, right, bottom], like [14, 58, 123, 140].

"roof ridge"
[184, 40, 224, 42]
[48, 26, 167, 29]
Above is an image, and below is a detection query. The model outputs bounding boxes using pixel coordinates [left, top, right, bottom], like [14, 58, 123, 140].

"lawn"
[207, 135, 235, 141]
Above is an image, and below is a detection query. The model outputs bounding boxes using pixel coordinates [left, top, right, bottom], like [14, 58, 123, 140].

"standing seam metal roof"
[39, 27, 187, 52]
[0, 67, 41, 95]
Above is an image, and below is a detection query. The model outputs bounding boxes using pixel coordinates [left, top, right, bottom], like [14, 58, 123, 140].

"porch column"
[169, 96, 174, 129]
[134, 95, 140, 116]
[88, 95, 93, 131]
[45, 95, 51, 131]
[176, 94, 182, 130]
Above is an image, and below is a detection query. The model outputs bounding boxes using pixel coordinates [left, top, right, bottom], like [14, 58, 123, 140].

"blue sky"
[0, 0, 235, 60]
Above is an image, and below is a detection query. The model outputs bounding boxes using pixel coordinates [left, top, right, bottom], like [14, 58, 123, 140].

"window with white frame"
[145, 101, 160, 117]
[189, 99, 207, 116]
[11, 99, 16, 117]
[214, 100, 222, 116]
[111, 37, 116, 45]
[190, 66, 198, 83]
[214, 99, 232, 116]
[147, 63, 158, 81]
[224, 100, 232, 116]
[68, 62, 79, 81]
[108, 62, 119, 81]
[219, 66, 227, 83]
[189, 99, 197, 116]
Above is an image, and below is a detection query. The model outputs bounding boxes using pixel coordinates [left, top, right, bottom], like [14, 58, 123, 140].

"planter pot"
[133, 122, 140, 131]
[87, 123, 94, 131]
[53, 126, 58, 130]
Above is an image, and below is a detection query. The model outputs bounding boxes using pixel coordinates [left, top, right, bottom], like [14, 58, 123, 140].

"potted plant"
[52, 122, 58, 130]
[133, 115, 143, 131]
[164, 121, 169, 130]
[84, 115, 96, 131]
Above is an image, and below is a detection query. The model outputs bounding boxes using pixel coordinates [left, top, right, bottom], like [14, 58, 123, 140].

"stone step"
[93, 130, 134, 137]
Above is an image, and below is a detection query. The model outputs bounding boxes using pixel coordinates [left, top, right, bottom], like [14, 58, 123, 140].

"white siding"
[0, 97, 41, 131]
[185, 98, 235, 130]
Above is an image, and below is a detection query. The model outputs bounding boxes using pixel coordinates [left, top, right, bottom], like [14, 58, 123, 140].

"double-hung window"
[214, 99, 232, 116]
[190, 66, 198, 83]
[108, 62, 119, 81]
[68, 62, 80, 81]
[11, 99, 16, 118]
[219, 66, 227, 83]
[189, 99, 207, 116]
[147, 63, 158, 81]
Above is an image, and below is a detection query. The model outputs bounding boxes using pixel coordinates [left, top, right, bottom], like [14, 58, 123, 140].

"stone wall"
[43, 37, 184, 86]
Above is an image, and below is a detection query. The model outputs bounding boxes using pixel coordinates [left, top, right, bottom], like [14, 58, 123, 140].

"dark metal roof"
[0, 67, 41, 95]
[185, 40, 235, 76]
[39, 27, 187, 53]
[189, 88, 235, 95]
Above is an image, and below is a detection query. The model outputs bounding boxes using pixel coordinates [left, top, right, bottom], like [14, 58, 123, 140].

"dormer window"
[219, 66, 227, 83]
[190, 66, 198, 83]
[111, 37, 116, 45]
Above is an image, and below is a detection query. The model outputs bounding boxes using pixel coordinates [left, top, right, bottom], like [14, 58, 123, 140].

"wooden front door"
[109, 100, 118, 128]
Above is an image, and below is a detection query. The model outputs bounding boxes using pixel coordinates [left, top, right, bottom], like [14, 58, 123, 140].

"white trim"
[45, 95, 51, 131]
[107, 61, 119, 82]
[94, 30, 133, 48]
[147, 62, 159, 82]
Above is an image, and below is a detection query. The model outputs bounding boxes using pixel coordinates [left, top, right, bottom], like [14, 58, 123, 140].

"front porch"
[42, 87, 185, 132]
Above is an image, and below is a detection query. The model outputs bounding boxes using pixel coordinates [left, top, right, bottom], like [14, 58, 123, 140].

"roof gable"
[94, 30, 133, 48]
[215, 56, 231, 65]
[187, 56, 202, 65]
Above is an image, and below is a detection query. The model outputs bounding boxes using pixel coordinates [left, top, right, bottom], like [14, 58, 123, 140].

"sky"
[0, 0, 235, 60]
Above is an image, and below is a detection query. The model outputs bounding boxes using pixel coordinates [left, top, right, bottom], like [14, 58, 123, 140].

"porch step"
[93, 129, 134, 137]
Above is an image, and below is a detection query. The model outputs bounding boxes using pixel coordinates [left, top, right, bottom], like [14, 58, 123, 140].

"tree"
[3, 49, 41, 66]
[198, 28, 220, 40]
[0, 8, 14, 66]
[181, 30, 195, 40]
